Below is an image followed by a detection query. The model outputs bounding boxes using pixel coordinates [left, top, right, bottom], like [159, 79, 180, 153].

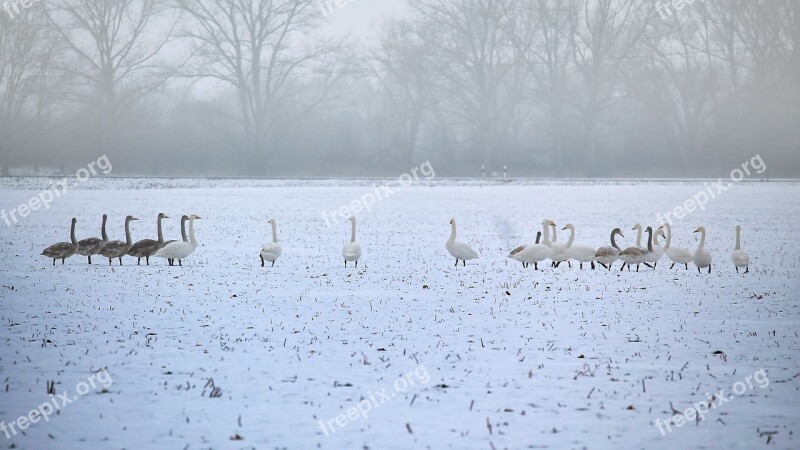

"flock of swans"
[448, 218, 749, 274]
[41, 214, 750, 274]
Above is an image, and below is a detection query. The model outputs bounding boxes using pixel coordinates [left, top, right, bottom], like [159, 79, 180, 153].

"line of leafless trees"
[1, 0, 797, 177]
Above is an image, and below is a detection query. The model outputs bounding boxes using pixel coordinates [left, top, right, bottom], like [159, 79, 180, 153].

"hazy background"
[0, 0, 797, 178]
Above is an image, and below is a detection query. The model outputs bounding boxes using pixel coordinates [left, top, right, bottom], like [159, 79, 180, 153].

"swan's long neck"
[350, 220, 357, 243]
[610, 231, 620, 251]
[635, 226, 642, 247]
[181, 217, 188, 242]
[542, 223, 551, 246]
[101, 216, 108, 241]
[189, 218, 197, 245]
[698, 229, 706, 249]
[448, 222, 456, 243]
[663, 223, 672, 250]
[124, 219, 132, 246]
[735, 228, 741, 250]
[70, 220, 77, 246]
[564, 227, 574, 248]
[654, 232, 661, 247]
[646, 228, 653, 252]
[271, 221, 278, 243]
[157, 216, 164, 243]
[535, 232, 541, 245]
[550, 224, 557, 242]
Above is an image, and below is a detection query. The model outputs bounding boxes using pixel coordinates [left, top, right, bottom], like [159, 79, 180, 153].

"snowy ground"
[1, 179, 798, 449]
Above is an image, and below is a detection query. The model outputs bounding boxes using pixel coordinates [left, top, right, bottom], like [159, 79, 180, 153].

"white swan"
[260, 218, 283, 267]
[77, 214, 108, 264]
[644, 226, 666, 269]
[693, 226, 712, 274]
[548, 222, 570, 268]
[663, 223, 692, 270]
[562, 224, 596, 269]
[342, 216, 362, 267]
[163, 215, 188, 265]
[731, 225, 749, 274]
[508, 231, 541, 267]
[619, 224, 649, 272]
[595, 228, 623, 270]
[511, 220, 553, 270]
[41, 218, 78, 265]
[155, 214, 201, 266]
[446, 218, 479, 266]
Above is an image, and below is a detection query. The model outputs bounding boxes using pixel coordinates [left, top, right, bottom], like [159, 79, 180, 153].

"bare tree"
[0, 10, 59, 175]
[174, 0, 344, 174]
[44, 0, 178, 152]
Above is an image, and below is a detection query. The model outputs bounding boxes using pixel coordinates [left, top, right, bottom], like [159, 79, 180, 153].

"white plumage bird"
[446, 218, 479, 266]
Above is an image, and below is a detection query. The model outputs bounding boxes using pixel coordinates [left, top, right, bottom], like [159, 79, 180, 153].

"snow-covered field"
[1, 179, 798, 449]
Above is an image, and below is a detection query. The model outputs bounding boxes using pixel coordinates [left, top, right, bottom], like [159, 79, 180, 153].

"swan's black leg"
[61, 258, 65, 264]
[108, 258, 112, 266]
[736, 267, 739, 273]
[644, 263, 653, 269]
[356, 260, 358, 268]
[146, 256, 150, 265]
[52, 259, 56, 266]
[568, 261, 572, 268]
[137, 258, 141, 265]
[653, 262, 657, 269]
[636, 264, 639, 272]
[708, 265, 711, 274]
[534, 262, 538, 270]
[670, 262, 675, 269]
[697, 266, 701, 274]
[591, 261, 595, 270]
[462, 260, 465, 267]
[271, 261, 274, 267]
[620, 263, 625, 271]
[88, 256, 92, 264]
[454, 258, 458, 267]
[344, 260, 347, 267]
[579, 263, 583, 270]
[179, 259, 183, 267]
[685, 263, 688, 270]
[745, 266, 749, 274]
[261, 256, 264, 267]
[118, 257, 123, 265]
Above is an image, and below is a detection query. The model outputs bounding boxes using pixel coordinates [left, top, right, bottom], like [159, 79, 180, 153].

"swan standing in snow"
[663, 223, 692, 270]
[446, 218, 479, 266]
[42, 218, 79, 265]
[99, 216, 138, 265]
[343, 216, 362, 267]
[693, 226, 712, 274]
[549, 222, 570, 268]
[562, 224, 596, 269]
[731, 225, 749, 274]
[156, 214, 201, 266]
[508, 231, 541, 267]
[595, 228, 623, 270]
[510, 220, 552, 270]
[128, 213, 168, 265]
[619, 224, 649, 272]
[644, 226, 666, 269]
[77, 214, 108, 264]
[260, 218, 283, 267]
[163, 215, 189, 266]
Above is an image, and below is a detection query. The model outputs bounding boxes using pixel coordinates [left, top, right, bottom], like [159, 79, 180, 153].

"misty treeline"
[0, 0, 797, 178]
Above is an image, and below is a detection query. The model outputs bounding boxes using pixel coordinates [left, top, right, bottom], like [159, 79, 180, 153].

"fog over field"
[0, 0, 798, 178]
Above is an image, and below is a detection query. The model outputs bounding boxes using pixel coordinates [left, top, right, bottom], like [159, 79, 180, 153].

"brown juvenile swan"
[42, 218, 78, 265]
[77, 214, 108, 264]
[128, 213, 168, 265]
[99, 216, 138, 265]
